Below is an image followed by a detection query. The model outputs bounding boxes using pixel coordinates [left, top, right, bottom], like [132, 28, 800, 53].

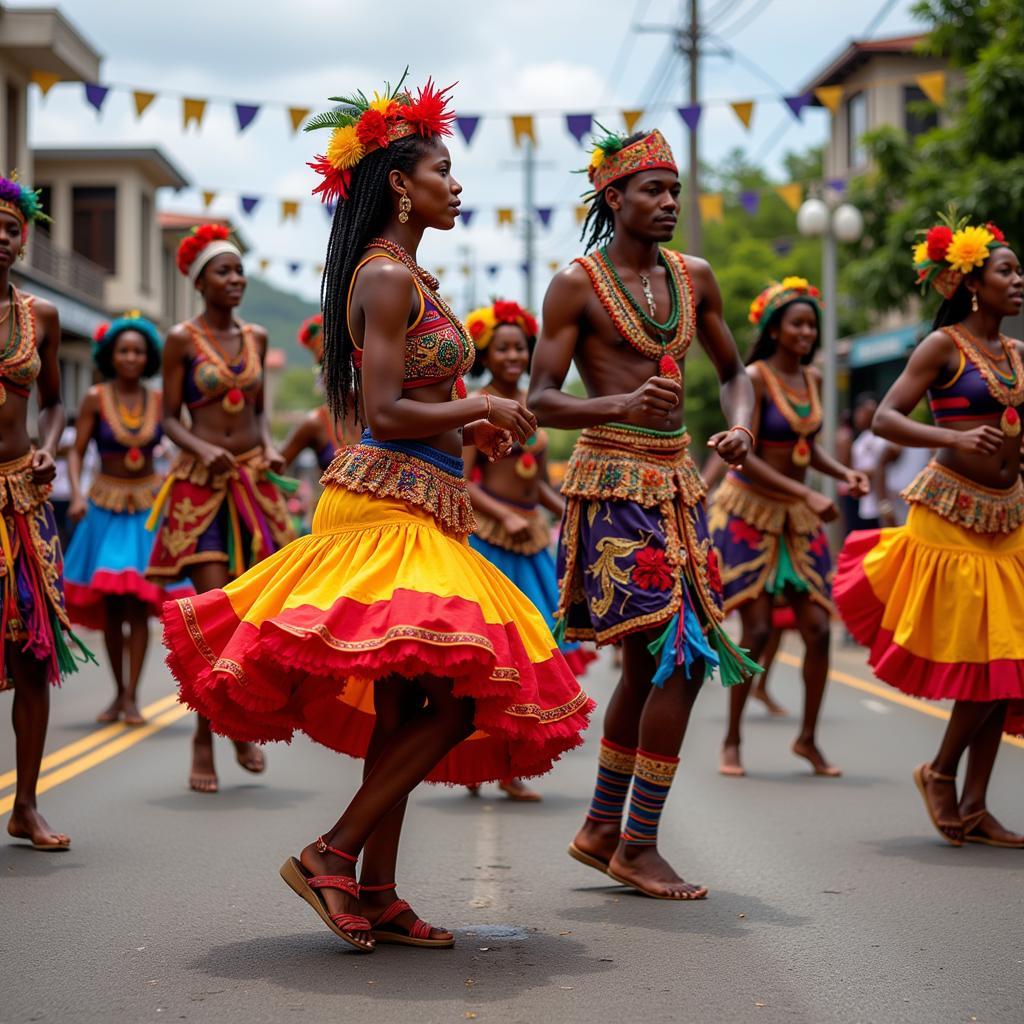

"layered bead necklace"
[188, 318, 261, 414]
[760, 363, 821, 467]
[945, 324, 1024, 437]
[0, 287, 39, 407]
[98, 382, 159, 471]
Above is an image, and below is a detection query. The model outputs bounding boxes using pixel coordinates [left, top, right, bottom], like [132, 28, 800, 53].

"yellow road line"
[0, 701, 190, 815]
[0, 692, 180, 793]
[777, 651, 1024, 750]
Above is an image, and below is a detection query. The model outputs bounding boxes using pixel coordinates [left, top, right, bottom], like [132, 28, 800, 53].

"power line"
[714, 0, 774, 40]
[861, 0, 901, 37]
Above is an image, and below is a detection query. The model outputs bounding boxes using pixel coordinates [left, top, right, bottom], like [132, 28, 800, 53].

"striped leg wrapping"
[621, 750, 679, 846]
[585, 738, 637, 825]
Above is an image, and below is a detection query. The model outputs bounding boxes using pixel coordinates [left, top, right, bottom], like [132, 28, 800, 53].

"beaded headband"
[464, 299, 538, 352]
[585, 129, 677, 196]
[305, 69, 456, 205]
[91, 311, 163, 365]
[0, 173, 51, 238]
[912, 206, 1007, 299]
[298, 312, 324, 363]
[749, 277, 822, 327]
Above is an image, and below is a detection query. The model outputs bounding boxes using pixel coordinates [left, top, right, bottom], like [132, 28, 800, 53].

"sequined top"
[183, 322, 262, 410]
[0, 290, 40, 398]
[346, 253, 474, 389]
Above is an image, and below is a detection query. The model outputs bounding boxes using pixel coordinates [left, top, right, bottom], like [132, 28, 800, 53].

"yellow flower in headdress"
[326, 125, 365, 171]
[465, 305, 499, 349]
[369, 91, 397, 116]
[912, 240, 929, 266]
[588, 147, 606, 173]
[780, 276, 809, 291]
[945, 225, 995, 275]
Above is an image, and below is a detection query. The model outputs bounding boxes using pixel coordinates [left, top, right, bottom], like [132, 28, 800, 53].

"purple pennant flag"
[456, 115, 480, 145]
[520, 262, 530, 276]
[84, 83, 109, 113]
[240, 196, 260, 216]
[288, 261, 301, 275]
[536, 207, 553, 228]
[678, 104, 702, 131]
[235, 103, 260, 132]
[324, 202, 336, 222]
[827, 177, 846, 194]
[783, 93, 812, 121]
[565, 113, 593, 146]
[740, 190, 760, 215]
[773, 239, 793, 257]
[460, 208, 475, 227]
[486, 264, 500, 278]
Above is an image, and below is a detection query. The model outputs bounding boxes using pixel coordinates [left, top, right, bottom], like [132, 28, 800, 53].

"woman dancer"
[147, 223, 295, 793]
[0, 175, 91, 850]
[65, 314, 181, 725]
[281, 313, 362, 472]
[163, 75, 592, 952]
[710, 278, 868, 777]
[463, 298, 596, 802]
[836, 214, 1024, 847]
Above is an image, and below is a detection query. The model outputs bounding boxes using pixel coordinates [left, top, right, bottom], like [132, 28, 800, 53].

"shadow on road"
[860, 835, 1024, 871]
[145, 785, 316, 812]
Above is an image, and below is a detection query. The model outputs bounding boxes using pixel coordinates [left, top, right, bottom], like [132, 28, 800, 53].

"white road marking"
[861, 699, 891, 715]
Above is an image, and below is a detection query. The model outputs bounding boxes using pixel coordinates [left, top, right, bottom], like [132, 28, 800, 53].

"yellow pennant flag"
[775, 183, 803, 213]
[183, 98, 207, 130]
[460, 264, 471, 278]
[510, 115, 536, 147]
[133, 91, 156, 118]
[575, 204, 589, 225]
[201, 190, 217, 210]
[30, 70, 61, 96]
[698, 193, 724, 224]
[280, 200, 300, 223]
[916, 71, 946, 107]
[288, 106, 311, 133]
[622, 109, 644, 133]
[435, 267, 446, 279]
[314, 263, 324, 276]
[497, 208, 515, 226]
[813, 85, 844, 114]
[548, 259, 561, 273]
[258, 258, 270, 273]
[730, 101, 754, 130]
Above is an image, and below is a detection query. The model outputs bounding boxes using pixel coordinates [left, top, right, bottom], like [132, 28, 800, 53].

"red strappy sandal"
[279, 837, 375, 953]
[361, 882, 454, 949]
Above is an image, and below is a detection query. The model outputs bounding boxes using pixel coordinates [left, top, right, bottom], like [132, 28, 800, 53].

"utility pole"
[524, 139, 536, 309]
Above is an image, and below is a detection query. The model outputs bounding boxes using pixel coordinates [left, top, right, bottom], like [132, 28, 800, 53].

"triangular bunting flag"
[622, 109, 644, 133]
[520, 262, 530, 276]
[314, 264, 324, 276]
[740, 190, 760, 215]
[775, 183, 803, 212]
[30, 71, 61, 96]
[456, 115, 480, 145]
[460, 264, 471, 278]
[288, 262, 301, 275]
[183, 98, 208, 130]
[83, 83, 109, 113]
[536, 207, 553, 228]
[827, 178, 847, 194]
[678, 104, 702, 131]
[435, 267, 446, 279]
[814, 85, 844, 113]
[497, 208, 515, 226]
[486, 265, 500, 278]
[202, 190, 217, 210]
[916, 71, 946, 106]
[288, 107, 310, 133]
[730, 101, 754, 130]
[575, 204, 589, 225]
[258, 258, 270, 273]
[240, 196, 260, 216]
[698, 193, 724, 224]
[324, 202, 336, 222]
[235, 103, 260, 132]
[510, 115, 535, 147]
[783, 93, 812, 120]
[548, 260, 561, 273]
[773, 239, 793, 257]
[566, 113, 593, 146]
[133, 91, 156, 118]
[460, 209, 475, 227]
[280, 200, 300, 223]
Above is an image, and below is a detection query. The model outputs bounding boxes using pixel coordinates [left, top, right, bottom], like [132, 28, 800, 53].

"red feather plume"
[399, 79, 456, 139]
[308, 155, 351, 205]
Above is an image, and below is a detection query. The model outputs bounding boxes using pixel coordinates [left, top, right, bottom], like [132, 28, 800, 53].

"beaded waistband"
[474, 503, 551, 555]
[357, 429, 464, 477]
[713, 472, 822, 535]
[89, 473, 162, 514]
[0, 450, 50, 514]
[902, 460, 1024, 534]
[169, 446, 268, 489]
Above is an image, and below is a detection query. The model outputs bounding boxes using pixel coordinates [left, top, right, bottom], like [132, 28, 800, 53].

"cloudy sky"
[22, 0, 920, 309]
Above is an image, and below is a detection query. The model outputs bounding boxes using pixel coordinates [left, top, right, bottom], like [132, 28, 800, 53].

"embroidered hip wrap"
[901, 460, 1024, 534]
[89, 473, 162, 514]
[555, 423, 758, 687]
[708, 472, 834, 614]
[321, 431, 475, 536]
[145, 447, 296, 581]
[0, 452, 92, 687]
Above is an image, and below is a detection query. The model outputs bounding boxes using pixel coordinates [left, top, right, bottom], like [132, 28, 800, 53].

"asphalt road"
[1, 628, 1022, 1024]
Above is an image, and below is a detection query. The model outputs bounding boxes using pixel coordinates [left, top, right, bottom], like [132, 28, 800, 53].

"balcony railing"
[27, 232, 108, 304]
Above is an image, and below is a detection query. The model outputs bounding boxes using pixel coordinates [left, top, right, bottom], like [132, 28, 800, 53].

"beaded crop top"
[756, 365, 822, 444]
[928, 328, 1024, 424]
[346, 252, 475, 390]
[183, 321, 262, 410]
[95, 384, 162, 457]
[0, 289, 40, 404]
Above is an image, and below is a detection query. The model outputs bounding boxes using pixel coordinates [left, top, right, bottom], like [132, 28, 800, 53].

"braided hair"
[319, 134, 437, 421]
[578, 131, 647, 253]
[745, 300, 821, 366]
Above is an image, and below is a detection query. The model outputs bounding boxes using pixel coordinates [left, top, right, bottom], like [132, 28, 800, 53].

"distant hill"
[239, 275, 318, 368]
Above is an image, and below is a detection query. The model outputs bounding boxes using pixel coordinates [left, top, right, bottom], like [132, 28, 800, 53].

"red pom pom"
[176, 223, 230, 275]
[659, 354, 681, 379]
[926, 225, 953, 262]
[356, 109, 390, 150]
[523, 313, 539, 338]
[520, 452, 536, 469]
[987, 222, 1006, 243]
[298, 313, 323, 347]
[468, 319, 486, 340]
[454, 376, 467, 399]
[93, 321, 110, 343]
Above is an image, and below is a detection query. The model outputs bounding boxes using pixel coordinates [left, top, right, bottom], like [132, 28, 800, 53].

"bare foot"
[607, 844, 707, 900]
[8, 805, 70, 850]
[960, 807, 1024, 848]
[465, 784, 481, 797]
[499, 778, 541, 802]
[234, 741, 266, 775]
[751, 685, 788, 717]
[299, 842, 374, 950]
[792, 738, 841, 776]
[719, 742, 746, 777]
[913, 763, 962, 845]
[360, 886, 454, 944]
[190, 735, 218, 794]
[569, 818, 620, 873]
[122, 698, 145, 726]
[96, 697, 122, 724]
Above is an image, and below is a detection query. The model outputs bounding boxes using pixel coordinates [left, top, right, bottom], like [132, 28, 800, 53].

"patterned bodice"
[757, 370, 822, 444]
[95, 384, 161, 456]
[183, 322, 262, 409]
[0, 290, 40, 397]
[929, 339, 1023, 423]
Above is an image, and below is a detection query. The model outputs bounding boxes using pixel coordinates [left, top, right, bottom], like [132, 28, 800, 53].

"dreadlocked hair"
[578, 130, 647, 253]
[319, 134, 437, 422]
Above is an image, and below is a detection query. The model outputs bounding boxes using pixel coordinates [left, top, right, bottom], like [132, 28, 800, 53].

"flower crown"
[298, 312, 324, 363]
[0, 172, 51, 236]
[91, 310, 163, 363]
[912, 206, 1007, 299]
[583, 127, 677, 198]
[176, 223, 240, 282]
[748, 277, 822, 327]
[465, 299, 538, 352]
[305, 69, 456, 206]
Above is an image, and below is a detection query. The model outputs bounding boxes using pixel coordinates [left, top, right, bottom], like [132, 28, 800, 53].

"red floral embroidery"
[728, 519, 763, 548]
[809, 531, 829, 556]
[641, 468, 662, 488]
[632, 546, 673, 591]
[705, 547, 722, 595]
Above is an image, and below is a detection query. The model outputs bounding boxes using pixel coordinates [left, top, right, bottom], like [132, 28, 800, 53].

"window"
[846, 91, 868, 169]
[140, 191, 152, 292]
[904, 85, 939, 138]
[35, 185, 52, 236]
[5, 84, 19, 174]
[72, 186, 116, 272]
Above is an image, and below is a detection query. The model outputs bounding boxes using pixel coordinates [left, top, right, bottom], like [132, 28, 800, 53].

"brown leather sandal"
[361, 882, 454, 948]
[961, 809, 1024, 848]
[912, 763, 963, 846]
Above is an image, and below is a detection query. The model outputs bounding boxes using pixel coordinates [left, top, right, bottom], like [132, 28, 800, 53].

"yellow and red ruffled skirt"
[164, 442, 594, 784]
[834, 463, 1024, 735]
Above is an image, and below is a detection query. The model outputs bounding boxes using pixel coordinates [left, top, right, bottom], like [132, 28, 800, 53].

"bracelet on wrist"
[730, 425, 755, 445]
[484, 393, 492, 423]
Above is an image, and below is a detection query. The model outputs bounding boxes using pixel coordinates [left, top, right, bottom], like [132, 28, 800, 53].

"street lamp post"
[796, 196, 864, 499]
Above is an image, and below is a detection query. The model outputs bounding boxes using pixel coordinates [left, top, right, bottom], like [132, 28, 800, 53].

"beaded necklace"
[98, 382, 159, 471]
[187, 318, 261, 414]
[0, 289, 39, 407]
[945, 324, 1024, 437]
[366, 237, 474, 399]
[575, 247, 695, 380]
[759, 362, 821, 467]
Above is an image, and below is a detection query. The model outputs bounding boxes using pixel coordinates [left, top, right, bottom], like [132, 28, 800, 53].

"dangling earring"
[398, 194, 412, 224]
[16, 245, 25, 261]
[971, 292, 979, 313]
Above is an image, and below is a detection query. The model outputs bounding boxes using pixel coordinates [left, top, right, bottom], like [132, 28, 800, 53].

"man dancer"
[529, 129, 756, 899]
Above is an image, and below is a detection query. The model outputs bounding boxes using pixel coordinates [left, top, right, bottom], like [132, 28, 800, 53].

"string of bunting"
[29, 70, 949, 144]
